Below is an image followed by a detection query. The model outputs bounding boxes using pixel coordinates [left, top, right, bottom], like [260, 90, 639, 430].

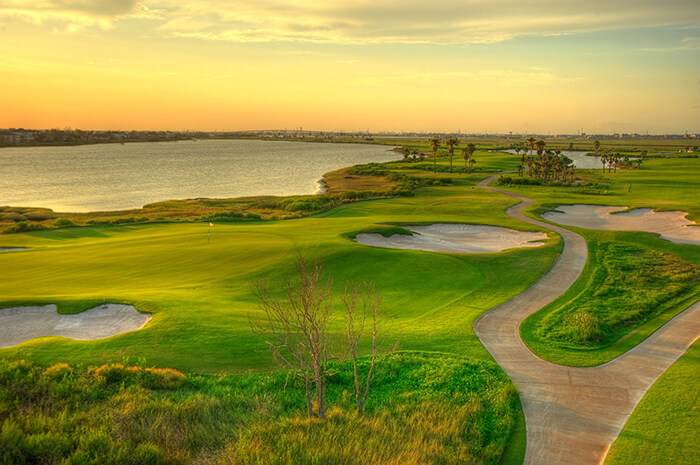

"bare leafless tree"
[251, 253, 332, 419]
[342, 282, 385, 415]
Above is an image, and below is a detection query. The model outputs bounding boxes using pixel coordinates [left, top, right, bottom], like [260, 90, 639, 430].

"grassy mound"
[521, 231, 700, 365]
[537, 241, 698, 347]
[0, 353, 519, 465]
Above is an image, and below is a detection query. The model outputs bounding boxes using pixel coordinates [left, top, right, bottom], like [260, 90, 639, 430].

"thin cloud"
[1, 0, 698, 44]
[641, 36, 700, 52]
[359, 70, 585, 86]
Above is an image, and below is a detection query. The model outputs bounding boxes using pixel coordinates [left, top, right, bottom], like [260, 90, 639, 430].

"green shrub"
[279, 199, 326, 212]
[54, 218, 76, 228]
[4, 222, 48, 234]
[200, 211, 261, 222]
[142, 368, 186, 390]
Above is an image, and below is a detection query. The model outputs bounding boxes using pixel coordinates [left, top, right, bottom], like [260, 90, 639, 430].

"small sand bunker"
[355, 224, 548, 254]
[0, 247, 28, 252]
[0, 304, 150, 348]
[542, 205, 700, 245]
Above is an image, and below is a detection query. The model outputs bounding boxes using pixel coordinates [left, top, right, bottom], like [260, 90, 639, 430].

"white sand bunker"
[355, 224, 548, 254]
[0, 247, 28, 252]
[0, 304, 150, 348]
[542, 205, 700, 245]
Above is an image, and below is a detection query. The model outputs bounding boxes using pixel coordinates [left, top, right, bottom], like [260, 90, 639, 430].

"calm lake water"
[0, 139, 398, 212]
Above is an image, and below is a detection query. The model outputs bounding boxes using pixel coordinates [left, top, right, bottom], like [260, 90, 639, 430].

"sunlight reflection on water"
[0, 139, 397, 212]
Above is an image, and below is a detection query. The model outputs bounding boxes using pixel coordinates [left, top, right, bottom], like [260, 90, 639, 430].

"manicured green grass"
[2, 144, 698, 464]
[492, 157, 700, 366]
[0, 151, 560, 374]
[604, 339, 700, 465]
[497, 400, 526, 465]
[513, 157, 700, 221]
[521, 231, 699, 365]
[1, 353, 519, 465]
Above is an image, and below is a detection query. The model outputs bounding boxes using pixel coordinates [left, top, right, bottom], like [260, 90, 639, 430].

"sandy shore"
[355, 223, 547, 253]
[542, 205, 699, 245]
[0, 304, 150, 348]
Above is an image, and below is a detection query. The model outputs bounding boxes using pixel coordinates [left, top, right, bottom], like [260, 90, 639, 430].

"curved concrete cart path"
[474, 176, 700, 465]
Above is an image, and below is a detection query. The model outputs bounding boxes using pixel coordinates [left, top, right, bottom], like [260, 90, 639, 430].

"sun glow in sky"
[1, 1, 699, 133]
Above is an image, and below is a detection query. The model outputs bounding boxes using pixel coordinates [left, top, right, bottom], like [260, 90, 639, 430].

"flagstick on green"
[208, 222, 213, 244]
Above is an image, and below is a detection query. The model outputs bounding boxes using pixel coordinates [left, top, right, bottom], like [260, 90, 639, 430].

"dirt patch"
[0, 304, 150, 348]
[542, 205, 699, 245]
[355, 224, 547, 253]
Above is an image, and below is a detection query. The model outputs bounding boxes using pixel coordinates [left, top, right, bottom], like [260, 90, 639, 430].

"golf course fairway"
[1, 147, 697, 464]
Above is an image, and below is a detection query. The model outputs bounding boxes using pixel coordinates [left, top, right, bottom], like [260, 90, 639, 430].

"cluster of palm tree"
[600, 152, 641, 172]
[427, 137, 476, 174]
[401, 146, 426, 162]
[513, 140, 575, 183]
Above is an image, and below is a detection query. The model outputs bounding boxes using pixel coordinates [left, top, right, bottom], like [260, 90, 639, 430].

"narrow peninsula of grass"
[604, 339, 700, 465]
[1, 353, 519, 465]
[521, 230, 700, 366]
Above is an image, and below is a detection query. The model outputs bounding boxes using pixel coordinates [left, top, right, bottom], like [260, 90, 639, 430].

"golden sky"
[1, 1, 699, 133]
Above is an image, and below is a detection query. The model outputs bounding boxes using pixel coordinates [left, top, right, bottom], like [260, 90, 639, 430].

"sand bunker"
[542, 205, 700, 245]
[0, 304, 150, 348]
[0, 247, 28, 252]
[355, 224, 547, 254]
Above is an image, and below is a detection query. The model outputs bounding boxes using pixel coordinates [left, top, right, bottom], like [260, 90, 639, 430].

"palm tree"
[401, 146, 411, 160]
[594, 140, 601, 154]
[429, 137, 440, 172]
[462, 143, 476, 173]
[443, 137, 459, 173]
[536, 140, 546, 157]
[517, 163, 524, 177]
[526, 137, 536, 158]
[468, 157, 476, 173]
[612, 153, 620, 173]
[600, 153, 607, 172]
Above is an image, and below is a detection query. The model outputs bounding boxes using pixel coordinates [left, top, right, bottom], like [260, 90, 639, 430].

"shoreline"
[1, 139, 399, 214]
[0, 141, 402, 234]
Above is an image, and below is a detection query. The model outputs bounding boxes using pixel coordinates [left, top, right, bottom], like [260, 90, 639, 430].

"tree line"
[400, 138, 477, 174]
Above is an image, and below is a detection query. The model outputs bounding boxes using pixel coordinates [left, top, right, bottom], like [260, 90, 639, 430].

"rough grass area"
[521, 230, 700, 365]
[0, 189, 405, 234]
[537, 242, 698, 347]
[605, 339, 700, 465]
[0, 353, 519, 465]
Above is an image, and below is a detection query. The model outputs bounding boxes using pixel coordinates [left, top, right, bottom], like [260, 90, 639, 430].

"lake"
[0, 139, 398, 212]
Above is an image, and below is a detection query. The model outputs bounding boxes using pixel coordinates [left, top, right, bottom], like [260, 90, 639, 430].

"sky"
[1, 1, 699, 134]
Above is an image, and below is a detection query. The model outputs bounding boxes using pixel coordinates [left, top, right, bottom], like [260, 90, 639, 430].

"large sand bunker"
[542, 205, 700, 245]
[355, 224, 548, 253]
[0, 304, 150, 348]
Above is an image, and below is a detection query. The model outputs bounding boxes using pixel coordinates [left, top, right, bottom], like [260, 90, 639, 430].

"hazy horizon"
[1, 1, 699, 133]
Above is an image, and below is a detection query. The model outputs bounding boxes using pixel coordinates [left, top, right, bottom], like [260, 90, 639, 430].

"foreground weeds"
[0, 353, 517, 465]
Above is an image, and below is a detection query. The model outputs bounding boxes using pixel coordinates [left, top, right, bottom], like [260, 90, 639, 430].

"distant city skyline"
[1, 1, 699, 133]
